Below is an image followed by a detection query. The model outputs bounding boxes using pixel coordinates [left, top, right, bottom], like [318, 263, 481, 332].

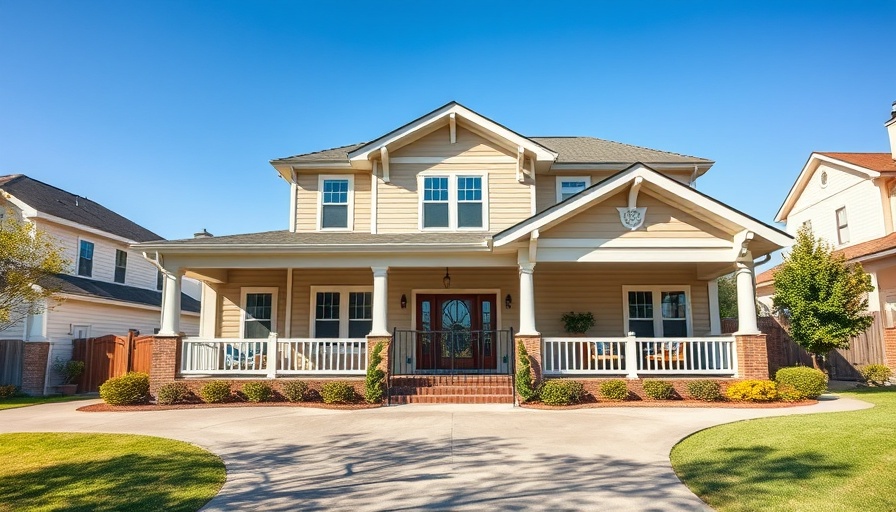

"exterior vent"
[193, 228, 213, 239]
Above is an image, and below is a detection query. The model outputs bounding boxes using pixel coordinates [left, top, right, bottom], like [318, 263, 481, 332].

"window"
[78, 240, 94, 277]
[318, 176, 353, 230]
[624, 286, 691, 337]
[836, 207, 849, 244]
[420, 174, 488, 230]
[311, 287, 373, 338]
[156, 269, 163, 290]
[241, 288, 278, 339]
[556, 176, 591, 202]
[114, 249, 127, 283]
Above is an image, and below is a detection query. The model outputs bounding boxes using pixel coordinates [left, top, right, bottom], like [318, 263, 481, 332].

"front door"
[416, 294, 497, 372]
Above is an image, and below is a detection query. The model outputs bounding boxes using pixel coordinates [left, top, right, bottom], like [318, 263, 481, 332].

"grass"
[0, 395, 92, 411]
[0, 433, 226, 512]
[671, 388, 896, 512]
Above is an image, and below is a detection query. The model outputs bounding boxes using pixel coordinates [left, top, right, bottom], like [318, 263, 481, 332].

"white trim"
[390, 156, 516, 164]
[29, 211, 140, 245]
[417, 173, 489, 232]
[284, 269, 293, 338]
[555, 176, 592, 203]
[409, 288, 503, 334]
[370, 173, 378, 234]
[621, 285, 693, 337]
[708, 279, 721, 335]
[309, 286, 374, 338]
[76, 237, 95, 278]
[289, 168, 298, 233]
[240, 287, 279, 339]
[316, 175, 354, 231]
[537, 247, 735, 263]
[56, 293, 200, 316]
[539, 238, 731, 249]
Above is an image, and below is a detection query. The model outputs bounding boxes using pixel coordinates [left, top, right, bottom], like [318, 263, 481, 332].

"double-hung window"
[556, 176, 591, 202]
[312, 287, 373, 338]
[624, 286, 691, 337]
[241, 287, 278, 339]
[319, 176, 353, 230]
[114, 249, 127, 283]
[420, 174, 487, 230]
[836, 207, 849, 244]
[78, 240, 94, 277]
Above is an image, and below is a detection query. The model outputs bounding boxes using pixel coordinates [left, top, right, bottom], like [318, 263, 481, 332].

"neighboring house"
[0, 174, 200, 394]
[757, 102, 896, 368]
[136, 102, 790, 403]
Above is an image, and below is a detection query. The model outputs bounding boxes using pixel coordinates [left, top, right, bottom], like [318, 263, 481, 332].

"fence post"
[625, 333, 639, 379]
[267, 332, 278, 379]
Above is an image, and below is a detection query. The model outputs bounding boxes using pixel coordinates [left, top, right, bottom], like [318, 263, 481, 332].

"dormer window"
[420, 174, 488, 230]
[556, 176, 591, 202]
[319, 176, 353, 230]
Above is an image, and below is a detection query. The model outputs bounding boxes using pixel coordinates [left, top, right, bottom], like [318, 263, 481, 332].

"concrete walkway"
[0, 395, 871, 511]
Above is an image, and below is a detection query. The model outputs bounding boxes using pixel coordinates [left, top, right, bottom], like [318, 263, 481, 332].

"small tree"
[364, 342, 385, 404]
[773, 226, 874, 368]
[717, 273, 738, 318]
[0, 212, 68, 332]
[516, 341, 537, 402]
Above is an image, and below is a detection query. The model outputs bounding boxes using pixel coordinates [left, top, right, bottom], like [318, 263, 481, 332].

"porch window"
[319, 176, 353, 230]
[422, 176, 449, 228]
[312, 287, 374, 338]
[457, 176, 482, 228]
[556, 176, 591, 202]
[241, 287, 278, 339]
[624, 286, 692, 337]
[78, 240, 94, 277]
[348, 292, 373, 338]
[836, 207, 849, 244]
[114, 249, 127, 284]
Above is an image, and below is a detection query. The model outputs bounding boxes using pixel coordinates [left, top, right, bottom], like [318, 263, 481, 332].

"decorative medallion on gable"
[616, 177, 647, 231]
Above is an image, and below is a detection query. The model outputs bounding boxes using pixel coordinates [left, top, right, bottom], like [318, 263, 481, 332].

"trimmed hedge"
[321, 381, 357, 404]
[725, 380, 778, 402]
[686, 380, 723, 402]
[198, 381, 231, 404]
[860, 364, 892, 386]
[156, 382, 190, 405]
[775, 366, 827, 399]
[776, 383, 806, 402]
[540, 380, 585, 405]
[0, 385, 17, 399]
[242, 382, 273, 403]
[599, 379, 628, 401]
[282, 380, 308, 402]
[642, 379, 675, 400]
[99, 372, 150, 405]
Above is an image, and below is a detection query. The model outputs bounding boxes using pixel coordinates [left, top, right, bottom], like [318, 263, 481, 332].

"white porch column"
[198, 282, 218, 339]
[370, 266, 390, 336]
[518, 262, 538, 335]
[159, 266, 183, 336]
[734, 259, 760, 335]
[708, 278, 721, 335]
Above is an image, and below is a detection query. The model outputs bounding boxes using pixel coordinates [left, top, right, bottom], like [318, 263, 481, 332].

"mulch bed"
[521, 399, 818, 409]
[79, 401, 382, 412]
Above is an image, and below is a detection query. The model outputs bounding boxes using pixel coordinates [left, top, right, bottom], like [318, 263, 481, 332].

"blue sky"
[1, 1, 894, 267]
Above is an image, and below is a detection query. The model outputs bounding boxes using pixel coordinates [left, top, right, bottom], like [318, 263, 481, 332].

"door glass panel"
[481, 300, 493, 356]
[441, 299, 472, 358]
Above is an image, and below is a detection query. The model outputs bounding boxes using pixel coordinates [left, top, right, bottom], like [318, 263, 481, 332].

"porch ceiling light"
[400, 294, 407, 309]
[505, 294, 512, 309]
[443, 268, 451, 289]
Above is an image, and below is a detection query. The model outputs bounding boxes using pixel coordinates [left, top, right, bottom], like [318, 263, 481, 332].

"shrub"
[242, 381, 273, 403]
[686, 380, 723, 402]
[156, 382, 190, 405]
[99, 372, 150, 405]
[776, 383, 806, 402]
[516, 341, 537, 402]
[539, 380, 585, 406]
[642, 379, 675, 400]
[860, 364, 892, 386]
[775, 366, 827, 398]
[320, 381, 357, 404]
[52, 358, 85, 384]
[198, 380, 231, 404]
[599, 379, 628, 401]
[282, 380, 308, 402]
[725, 380, 778, 402]
[561, 311, 596, 334]
[365, 342, 385, 404]
[0, 385, 18, 399]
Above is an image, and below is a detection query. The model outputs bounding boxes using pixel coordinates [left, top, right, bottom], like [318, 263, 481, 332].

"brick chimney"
[888, 101, 896, 160]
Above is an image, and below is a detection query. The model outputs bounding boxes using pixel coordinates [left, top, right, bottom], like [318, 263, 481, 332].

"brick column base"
[884, 328, 896, 370]
[735, 334, 769, 379]
[366, 336, 392, 375]
[150, 336, 180, 397]
[515, 334, 543, 383]
[21, 342, 50, 396]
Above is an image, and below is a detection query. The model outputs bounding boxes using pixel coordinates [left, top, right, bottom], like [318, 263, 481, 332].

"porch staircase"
[388, 375, 515, 404]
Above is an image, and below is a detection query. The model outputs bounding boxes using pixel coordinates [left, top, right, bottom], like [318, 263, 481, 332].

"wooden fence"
[0, 340, 24, 387]
[72, 333, 154, 392]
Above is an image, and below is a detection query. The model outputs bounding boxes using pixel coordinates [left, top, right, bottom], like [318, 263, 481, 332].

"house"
[0, 174, 201, 395]
[757, 102, 896, 370]
[135, 102, 791, 403]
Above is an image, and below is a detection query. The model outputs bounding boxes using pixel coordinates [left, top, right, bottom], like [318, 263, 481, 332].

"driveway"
[0, 396, 870, 511]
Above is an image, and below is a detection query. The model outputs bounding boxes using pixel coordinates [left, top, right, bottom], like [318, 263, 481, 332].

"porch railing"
[543, 336, 736, 377]
[391, 329, 514, 375]
[180, 335, 367, 376]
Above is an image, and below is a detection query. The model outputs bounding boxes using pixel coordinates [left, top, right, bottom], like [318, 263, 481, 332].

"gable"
[392, 124, 516, 160]
[789, 161, 871, 216]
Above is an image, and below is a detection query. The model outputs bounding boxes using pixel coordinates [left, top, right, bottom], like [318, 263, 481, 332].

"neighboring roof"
[530, 137, 712, 166]
[835, 232, 896, 262]
[755, 265, 779, 285]
[42, 273, 200, 313]
[0, 174, 162, 242]
[815, 152, 896, 173]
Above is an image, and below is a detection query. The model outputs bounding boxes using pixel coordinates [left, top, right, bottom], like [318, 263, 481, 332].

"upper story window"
[114, 249, 127, 284]
[836, 207, 849, 244]
[556, 177, 591, 202]
[420, 174, 488, 230]
[78, 240, 94, 277]
[319, 176, 353, 230]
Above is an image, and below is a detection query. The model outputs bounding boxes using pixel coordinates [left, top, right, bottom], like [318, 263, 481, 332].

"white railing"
[542, 336, 737, 377]
[180, 335, 368, 376]
[278, 338, 367, 375]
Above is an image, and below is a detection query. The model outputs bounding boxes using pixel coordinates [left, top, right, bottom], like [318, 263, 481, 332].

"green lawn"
[0, 395, 92, 411]
[671, 388, 896, 512]
[0, 433, 226, 512]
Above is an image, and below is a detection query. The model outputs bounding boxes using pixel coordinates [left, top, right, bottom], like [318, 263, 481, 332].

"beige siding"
[219, 270, 288, 338]
[45, 299, 198, 340]
[535, 172, 693, 212]
[294, 173, 371, 232]
[541, 191, 731, 240]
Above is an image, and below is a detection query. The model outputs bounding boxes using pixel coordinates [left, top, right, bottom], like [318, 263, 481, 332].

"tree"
[717, 273, 738, 318]
[772, 225, 874, 367]
[0, 212, 68, 332]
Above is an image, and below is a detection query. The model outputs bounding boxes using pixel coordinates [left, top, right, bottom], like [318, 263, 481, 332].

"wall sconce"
[443, 268, 451, 289]
[505, 294, 512, 309]
[400, 294, 407, 309]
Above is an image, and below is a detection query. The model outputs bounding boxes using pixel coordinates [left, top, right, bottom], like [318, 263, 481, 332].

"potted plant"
[561, 311, 595, 335]
[52, 358, 85, 395]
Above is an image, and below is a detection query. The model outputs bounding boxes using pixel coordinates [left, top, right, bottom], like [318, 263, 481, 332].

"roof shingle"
[42, 273, 200, 313]
[816, 152, 896, 173]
